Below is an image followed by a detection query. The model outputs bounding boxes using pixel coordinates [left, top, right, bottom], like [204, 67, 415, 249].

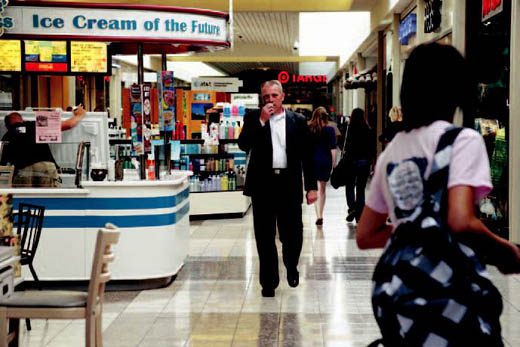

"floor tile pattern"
[18, 186, 520, 346]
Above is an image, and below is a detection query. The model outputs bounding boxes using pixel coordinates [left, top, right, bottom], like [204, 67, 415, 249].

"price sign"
[0, 40, 21, 72]
[70, 41, 108, 73]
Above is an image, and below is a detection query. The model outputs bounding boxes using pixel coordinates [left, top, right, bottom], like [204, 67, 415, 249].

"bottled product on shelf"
[189, 170, 239, 193]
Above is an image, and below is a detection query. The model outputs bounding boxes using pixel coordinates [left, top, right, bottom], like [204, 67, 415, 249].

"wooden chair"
[15, 203, 45, 331]
[0, 223, 120, 347]
[0, 166, 14, 187]
[16, 203, 45, 285]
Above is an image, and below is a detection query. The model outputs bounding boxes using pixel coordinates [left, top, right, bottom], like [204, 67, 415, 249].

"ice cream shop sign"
[1, 1, 228, 43]
[0, 0, 15, 36]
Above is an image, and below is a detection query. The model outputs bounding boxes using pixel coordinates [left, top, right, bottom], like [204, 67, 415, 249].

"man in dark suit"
[238, 80, 317, 297]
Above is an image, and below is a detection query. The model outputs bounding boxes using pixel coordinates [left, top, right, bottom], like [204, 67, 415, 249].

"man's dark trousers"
[251, 170, 303, 291]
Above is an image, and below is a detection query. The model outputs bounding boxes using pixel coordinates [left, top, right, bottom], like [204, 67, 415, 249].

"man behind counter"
[0, 105, 87, 187]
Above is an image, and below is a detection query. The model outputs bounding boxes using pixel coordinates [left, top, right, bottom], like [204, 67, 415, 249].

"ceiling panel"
[349, 0, 378, 11]
[233, 12, 299, 52]
[210, 62, 299, 75]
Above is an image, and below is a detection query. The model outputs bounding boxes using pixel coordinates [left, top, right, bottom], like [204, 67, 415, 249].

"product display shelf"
[183, 153, 234, 158]
[109, 139, 133, 145]
[193, 170, 236, 175]
[187, 139, 250, 219]
[189, 190, 250, 220]
[218, 139, 239, 144]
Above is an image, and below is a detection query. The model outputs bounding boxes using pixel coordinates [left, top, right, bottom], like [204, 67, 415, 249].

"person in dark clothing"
[379, 105, 404, 146]
[1, 105, 87, 187]
[308, 106, 336, 225]
[238, 80, 317, 298]
[344, 108, 376, 222]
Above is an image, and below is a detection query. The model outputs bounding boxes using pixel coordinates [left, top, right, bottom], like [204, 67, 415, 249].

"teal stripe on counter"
[39, 203, 190, 228]
[13, 186, 189, 210]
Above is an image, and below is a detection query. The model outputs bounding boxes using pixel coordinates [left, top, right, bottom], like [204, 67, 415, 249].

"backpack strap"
[426, 126, 464, 192]
[418, 126, 464, 227]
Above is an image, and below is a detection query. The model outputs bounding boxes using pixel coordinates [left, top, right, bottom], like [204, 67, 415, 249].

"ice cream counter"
[0, 172, 191, 284]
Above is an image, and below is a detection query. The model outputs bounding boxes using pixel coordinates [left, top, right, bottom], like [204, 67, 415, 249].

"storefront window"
[466, 1, 511, 239]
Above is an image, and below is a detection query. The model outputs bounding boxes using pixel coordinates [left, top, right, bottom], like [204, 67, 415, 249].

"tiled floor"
[19, 186, 520, 346]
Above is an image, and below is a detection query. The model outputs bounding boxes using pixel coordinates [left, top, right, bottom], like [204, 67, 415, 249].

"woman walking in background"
[379, 105, 404, 147]
[344, 108, 376, 222]
[309, 106, 336, 225]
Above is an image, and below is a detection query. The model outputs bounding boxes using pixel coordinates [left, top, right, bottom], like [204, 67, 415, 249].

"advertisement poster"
[158, 71, 175, 131]
[35, 110, 61, 143]
[70, 41, 107, 73]
[130, 84, 143, 154]
[142, 83, 152, 154]
[0, 40, 21, 72]
[24, 41, 67, 72]
[191, 103, 213, 121]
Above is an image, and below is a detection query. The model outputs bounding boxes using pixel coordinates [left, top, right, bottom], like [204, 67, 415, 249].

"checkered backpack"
[370, 127, 504, 347]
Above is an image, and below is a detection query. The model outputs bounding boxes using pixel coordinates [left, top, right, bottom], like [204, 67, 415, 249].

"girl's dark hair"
[349, 108, 369, 131]
[400, 43, 474, 131]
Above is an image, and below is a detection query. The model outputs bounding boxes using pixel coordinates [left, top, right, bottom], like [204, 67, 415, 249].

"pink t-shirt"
[366, 120, 492, 226]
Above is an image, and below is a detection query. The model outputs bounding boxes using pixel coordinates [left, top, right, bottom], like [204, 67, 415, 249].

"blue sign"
[399, 13, 417, 45]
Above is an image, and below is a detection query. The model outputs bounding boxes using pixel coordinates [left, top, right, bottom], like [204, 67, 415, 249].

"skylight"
[299, 12, 371, 66]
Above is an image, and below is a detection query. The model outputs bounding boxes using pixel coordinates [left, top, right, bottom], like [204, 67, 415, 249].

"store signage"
[158, 71, 175, 132]
[0, 0, 14, 36]
[0, 40, 20, 71]
[192, 77, 243, 92]
[70, 41, 107, 73]
[3, 5, 227, 42]
[142, 84, 152, 154]
[231, 94, 259, 108]
[278, 71, 327, 84]
[424, 0, 442, 34]
[25, 40, 68, 72]
[482, 0, 503, 22]
[399, 13, 416, 45]
[35, 110, 61, 143]
[130, 84, 143, 155]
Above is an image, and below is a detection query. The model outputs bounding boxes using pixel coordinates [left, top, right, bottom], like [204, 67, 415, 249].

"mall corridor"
[19, 186, 520, 346]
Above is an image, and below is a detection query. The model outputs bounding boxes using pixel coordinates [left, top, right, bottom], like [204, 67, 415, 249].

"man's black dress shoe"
[261, 288, 275, 297]
[287, 271, 299, 288]
[346, 210, 356, 222]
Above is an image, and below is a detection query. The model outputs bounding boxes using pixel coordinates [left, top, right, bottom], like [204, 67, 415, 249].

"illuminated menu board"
[71, 41, 107, 73]
[24, 41, 68, 72]
[0, 40, 21, 72]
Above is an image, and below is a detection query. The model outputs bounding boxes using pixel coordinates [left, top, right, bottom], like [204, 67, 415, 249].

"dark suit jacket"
[238, 109, 317, 204]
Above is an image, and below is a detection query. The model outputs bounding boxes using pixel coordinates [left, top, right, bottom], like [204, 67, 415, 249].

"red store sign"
[278, 71, 327, 84]
[482, 0, 503, 22]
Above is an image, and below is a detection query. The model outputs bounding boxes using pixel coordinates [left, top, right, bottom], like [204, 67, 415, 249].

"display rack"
[186, 139, 250, 219]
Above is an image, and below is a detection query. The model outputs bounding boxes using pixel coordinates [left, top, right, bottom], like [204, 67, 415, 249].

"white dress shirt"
[260, 110, 287, 168]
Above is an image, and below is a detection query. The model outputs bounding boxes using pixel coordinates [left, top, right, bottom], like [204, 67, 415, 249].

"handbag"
[330, 127, 349, 189]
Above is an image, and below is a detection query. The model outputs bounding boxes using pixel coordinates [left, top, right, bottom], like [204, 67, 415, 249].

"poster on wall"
[24, 41, 67, 72]
[191, 103, 213, 121]
[142, 83, 152, 154]
[35, 110, 61, 143]
[158, 71, 175, 132]
[130, 84, 143, 154]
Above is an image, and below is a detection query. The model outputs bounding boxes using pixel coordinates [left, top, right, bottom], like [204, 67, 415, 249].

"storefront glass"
[466, 0, 511, 238]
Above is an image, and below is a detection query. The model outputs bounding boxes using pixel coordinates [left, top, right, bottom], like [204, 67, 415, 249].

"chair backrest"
[0, 166, 14, 187]
[86, 223, 120, 317]
[17, 203, 45, 262]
